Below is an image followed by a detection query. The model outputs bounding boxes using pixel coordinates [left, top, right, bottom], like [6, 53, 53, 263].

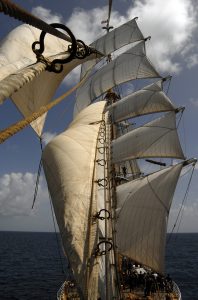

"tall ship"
[0, 0, 196, 299]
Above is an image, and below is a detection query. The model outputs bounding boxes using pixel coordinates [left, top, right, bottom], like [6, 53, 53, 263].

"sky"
[0, 0, 198, 233]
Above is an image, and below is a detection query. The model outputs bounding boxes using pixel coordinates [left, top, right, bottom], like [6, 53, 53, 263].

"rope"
[176, 109, 184, 129]
[0, 0, 72, 43]
[0, 70, 89, 144]
[165, 76, 172, 95]
[31, 138, 43, 209]
[48, 191, 66, 275]
[32, 158, 42, 209]
[167, 164, 196, 243]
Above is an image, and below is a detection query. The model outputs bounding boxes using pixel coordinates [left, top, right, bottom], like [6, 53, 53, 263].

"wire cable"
[32, 137, 43, 209]
[167, 164, 196, 243]
[48, 192, 66, 276]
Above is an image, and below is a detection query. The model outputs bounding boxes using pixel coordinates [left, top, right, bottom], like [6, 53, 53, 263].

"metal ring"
[94, 241, 113, 256]
[97, 147, 105, 154]
[98, 137, 106, 144]
[95, 178, 108, 187]
[96, 159, 106, 166]
[94, 209, 111, 220]
[32, 23, 77, 69]
[75, 39, 89, 59]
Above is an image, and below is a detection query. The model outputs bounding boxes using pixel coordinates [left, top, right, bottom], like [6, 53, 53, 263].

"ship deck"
[122, 287, 179, 299]
[57, 282, 180, 300]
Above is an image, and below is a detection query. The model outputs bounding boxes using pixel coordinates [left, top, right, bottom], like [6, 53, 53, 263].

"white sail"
[112, 111, 185, 163]
[116, 123, 141, 178]
[107, 80, 175, 123]
[81, 18, 144, 78]
[42, 101, 106, 298]
[0, 24, 69, 83]
[0, 24, 98, 136]
[74, 40, 160, 116]
[10, 58, 82, 136]
[116, 163, 183, 273]
[91, 18, 144, 55]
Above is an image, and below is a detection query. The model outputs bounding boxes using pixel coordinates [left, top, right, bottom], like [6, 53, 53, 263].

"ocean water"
[0, 232, 197, 300]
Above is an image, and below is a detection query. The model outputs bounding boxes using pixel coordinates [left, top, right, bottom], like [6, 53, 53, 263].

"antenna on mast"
[101, 0, 114, 32]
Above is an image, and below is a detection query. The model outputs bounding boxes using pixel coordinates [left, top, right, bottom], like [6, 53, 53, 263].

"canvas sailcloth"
[42, 101, 106, 298]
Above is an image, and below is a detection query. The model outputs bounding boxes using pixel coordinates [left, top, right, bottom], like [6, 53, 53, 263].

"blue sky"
[0, 0, 198, 232]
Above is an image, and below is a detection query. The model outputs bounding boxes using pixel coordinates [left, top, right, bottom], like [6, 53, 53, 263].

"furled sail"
[81, 18, 144, 78]
[107, 80, 176, 123]
[0, 24, 98, 135]
[42, 101, 106, 298]
[116, 163, 183, 273]
[74, 40, 160, 116]
[112, 111, 185, 163]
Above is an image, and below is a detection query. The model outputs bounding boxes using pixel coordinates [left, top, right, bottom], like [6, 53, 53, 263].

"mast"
[106, 91, 122, 300]
[100, 3, 125, 298]
[101, 6, 117, 299]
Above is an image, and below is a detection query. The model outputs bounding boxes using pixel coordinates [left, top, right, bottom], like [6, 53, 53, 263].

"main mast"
[100, 3, 123, 299]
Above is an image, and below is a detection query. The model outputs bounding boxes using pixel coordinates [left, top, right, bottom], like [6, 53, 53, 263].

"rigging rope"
[167, 164, 196, 243]
[32, 137, 43, 209]
[0, 0, 86, 48]
[48, 191, 66, 276]
[31, 137, 65, 275]
[0, 69, 89, 144]
[32, 158, 42, 209]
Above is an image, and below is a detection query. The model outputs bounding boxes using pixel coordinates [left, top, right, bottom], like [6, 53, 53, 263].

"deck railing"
[57, 281, 80, 300]
[173, 281, 182, 300]
[57, 281, 66, 300]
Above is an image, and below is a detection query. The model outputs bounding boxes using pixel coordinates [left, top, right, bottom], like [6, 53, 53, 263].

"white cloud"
[186, 53, 198, 68]
[168, 201, 198, 232]
[189, 97, 198, 107]
[31, 6, 63, 23]
[66, 0, 197, 75]
[42, 131, 57, 145]
[0, 173, 48, 216]
[127, 0, 197, 74]
[32, 0, 197, 85]
[66, 6, 126, 44]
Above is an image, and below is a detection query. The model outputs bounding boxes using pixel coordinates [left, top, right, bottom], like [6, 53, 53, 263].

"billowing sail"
[107, 80, 176, 123]
[42, 101, 106, 298]
[74, 40, 160, 116]
[91, 18, 144, 55]
[116, 123, 141, 178]
[116, 163, 183, 273]
[81, 18, 144, 78]
[10, 58, 82, 136]
[0, 24, 98, 135]
[112, 111, 185, 163]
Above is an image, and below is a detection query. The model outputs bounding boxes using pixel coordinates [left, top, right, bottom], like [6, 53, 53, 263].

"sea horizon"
[1, 230, 198, 233]
[0, 231, 197, 299]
